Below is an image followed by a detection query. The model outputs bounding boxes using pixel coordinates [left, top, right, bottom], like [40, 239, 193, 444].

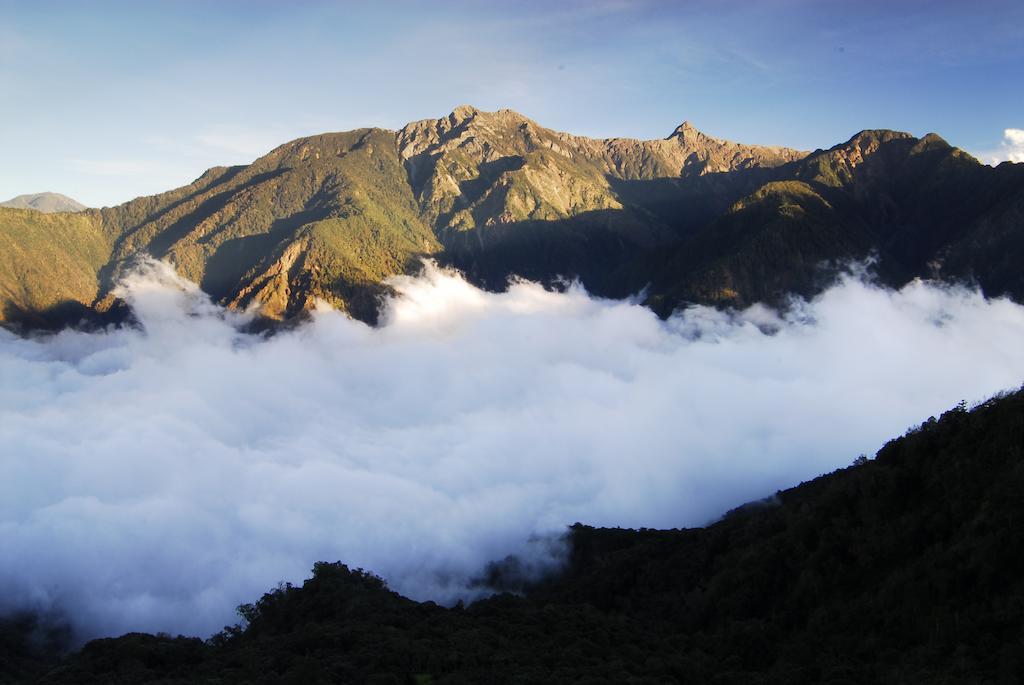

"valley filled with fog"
[3, 260, 1024, 640]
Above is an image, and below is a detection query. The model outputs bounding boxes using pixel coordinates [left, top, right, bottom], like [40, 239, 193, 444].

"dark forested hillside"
[2, 107, 1021, 329]
[622, 130, 1024, 313]
[5, 388, 1023, 684]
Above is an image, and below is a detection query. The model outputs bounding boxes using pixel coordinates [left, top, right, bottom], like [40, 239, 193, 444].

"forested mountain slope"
[630, 130, 1024, 313]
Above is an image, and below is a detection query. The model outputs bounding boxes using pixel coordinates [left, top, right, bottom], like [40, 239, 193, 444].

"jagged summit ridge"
[393, 106, 807, 236]
[669, 120, 696, 136]
[0, 106, 1021, 330]
[397, 105, 805, 176]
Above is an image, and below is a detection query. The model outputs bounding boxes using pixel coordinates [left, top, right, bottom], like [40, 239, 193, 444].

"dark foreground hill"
[4, 388, 1023, 684]
[2, 107, 1022, 328]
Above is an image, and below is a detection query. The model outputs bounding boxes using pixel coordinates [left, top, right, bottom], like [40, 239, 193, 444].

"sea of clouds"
[2, 259, 1024, 641]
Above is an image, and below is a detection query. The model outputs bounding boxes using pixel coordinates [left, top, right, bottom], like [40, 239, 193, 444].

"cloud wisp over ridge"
[991, 127, 1024, 164]
[2, 260, 1024, 640]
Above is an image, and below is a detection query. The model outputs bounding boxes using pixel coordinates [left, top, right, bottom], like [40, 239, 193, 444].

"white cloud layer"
[2, 261, 1024, 641]
[989, 127, 1024, 164]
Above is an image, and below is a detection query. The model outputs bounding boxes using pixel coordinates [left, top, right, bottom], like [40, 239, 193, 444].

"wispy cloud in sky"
[66, 158, 149, 176]
[194, 126, 302, 159]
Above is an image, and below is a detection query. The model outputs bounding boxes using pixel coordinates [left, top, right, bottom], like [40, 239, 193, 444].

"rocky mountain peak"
[670, 120, 698, 138]
[448, 104, 480, 125]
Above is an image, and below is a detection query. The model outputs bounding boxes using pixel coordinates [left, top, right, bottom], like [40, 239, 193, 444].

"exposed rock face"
[0, 192, 86, 213]
[396, 106, 804, 235]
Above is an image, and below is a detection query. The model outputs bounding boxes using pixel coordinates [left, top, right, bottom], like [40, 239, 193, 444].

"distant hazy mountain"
[0, 106, 1021, 328]
[0, 192, 86, 213]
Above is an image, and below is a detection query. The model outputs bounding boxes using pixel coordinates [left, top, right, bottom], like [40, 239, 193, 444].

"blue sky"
[1, 0, 1022, 207]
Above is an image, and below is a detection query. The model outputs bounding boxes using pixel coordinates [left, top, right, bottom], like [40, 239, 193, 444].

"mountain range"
[2, 106, 1022, 328]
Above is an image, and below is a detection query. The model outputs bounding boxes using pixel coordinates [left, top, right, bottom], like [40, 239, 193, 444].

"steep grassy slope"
[6, 389, 1022, 683]
[92, 129, 441, 321]
[0, 208, 110, 326]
